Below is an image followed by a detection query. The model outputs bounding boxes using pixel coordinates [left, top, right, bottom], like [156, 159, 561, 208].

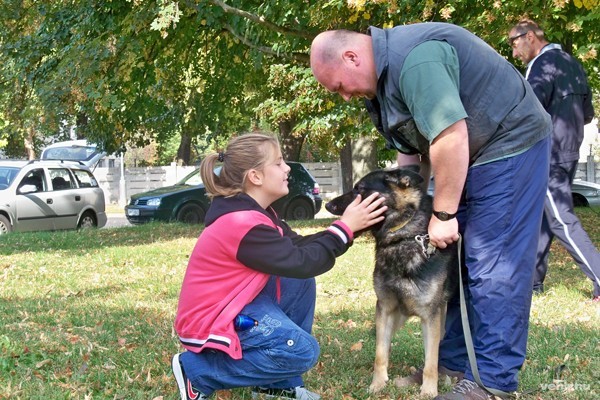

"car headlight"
[147, 198, 161, 206]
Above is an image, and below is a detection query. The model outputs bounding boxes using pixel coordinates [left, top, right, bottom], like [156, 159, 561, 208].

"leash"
[416, 234, 511, 399]
[456, 234, 511, 399]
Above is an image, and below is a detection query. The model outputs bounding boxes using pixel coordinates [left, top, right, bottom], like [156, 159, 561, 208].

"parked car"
[125, 161, 322, 225]
[0, 160, 107, 234]
[41, 139, 106, 168]
[572, 179, 600, 207]
[428, 177, 600, 207]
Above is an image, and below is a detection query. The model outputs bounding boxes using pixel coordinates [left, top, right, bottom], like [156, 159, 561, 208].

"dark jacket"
[528, 45, 595, 164]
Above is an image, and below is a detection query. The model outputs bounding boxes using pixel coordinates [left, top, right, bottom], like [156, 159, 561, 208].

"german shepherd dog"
[326, 167, 458, 397]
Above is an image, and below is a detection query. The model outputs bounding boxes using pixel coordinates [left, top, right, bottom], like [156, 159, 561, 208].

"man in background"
[509, 19, 599, 301]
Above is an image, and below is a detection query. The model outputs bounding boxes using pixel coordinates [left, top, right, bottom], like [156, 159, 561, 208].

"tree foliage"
[1, 1, 599, 162]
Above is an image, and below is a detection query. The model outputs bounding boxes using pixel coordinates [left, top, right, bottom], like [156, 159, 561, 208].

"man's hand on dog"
[428, 217, 459, 249]
[340, 192, 387, 233]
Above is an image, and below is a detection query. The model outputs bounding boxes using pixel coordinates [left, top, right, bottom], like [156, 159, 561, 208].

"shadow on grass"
[310, 308, 599, 399]
[0, 218, 337, 256]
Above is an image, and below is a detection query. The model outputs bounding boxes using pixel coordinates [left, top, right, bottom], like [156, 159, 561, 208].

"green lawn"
[0, 209, 598, 399]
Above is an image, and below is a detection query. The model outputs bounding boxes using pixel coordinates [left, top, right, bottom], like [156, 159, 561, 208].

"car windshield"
[178, 169, 203, 186]
[0, 166, 21, 190]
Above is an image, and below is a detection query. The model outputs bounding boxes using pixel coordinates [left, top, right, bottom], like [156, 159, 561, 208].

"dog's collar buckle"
[415, 234, 436, 258]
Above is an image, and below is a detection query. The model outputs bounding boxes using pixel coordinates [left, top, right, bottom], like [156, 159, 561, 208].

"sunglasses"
[508, 32, 527, 47]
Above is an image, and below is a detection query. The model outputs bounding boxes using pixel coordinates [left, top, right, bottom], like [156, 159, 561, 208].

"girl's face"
[259, 149, 291, 204]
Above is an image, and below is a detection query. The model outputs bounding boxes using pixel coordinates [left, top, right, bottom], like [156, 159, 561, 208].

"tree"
[1, 0, 599, 164]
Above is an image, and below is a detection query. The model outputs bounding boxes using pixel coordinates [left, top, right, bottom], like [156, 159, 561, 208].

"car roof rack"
[26, 159, 86, 166]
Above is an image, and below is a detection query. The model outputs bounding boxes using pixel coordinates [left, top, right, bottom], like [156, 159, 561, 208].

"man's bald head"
[310, 30, 377, 101]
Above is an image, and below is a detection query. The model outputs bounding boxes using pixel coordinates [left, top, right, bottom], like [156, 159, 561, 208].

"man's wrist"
[433, 210, 457, 221]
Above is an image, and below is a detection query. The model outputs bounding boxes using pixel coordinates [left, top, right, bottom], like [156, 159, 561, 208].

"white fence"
[94, 162, 343, 205]
[94, 159, 597, 205]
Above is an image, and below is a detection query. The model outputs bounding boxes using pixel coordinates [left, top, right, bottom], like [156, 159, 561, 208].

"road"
[104, 213, 131, 228]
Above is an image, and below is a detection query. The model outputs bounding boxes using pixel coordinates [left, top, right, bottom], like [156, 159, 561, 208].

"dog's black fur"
[326, 166, 458, 397]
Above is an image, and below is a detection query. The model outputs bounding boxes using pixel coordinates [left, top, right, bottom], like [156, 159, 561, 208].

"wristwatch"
[433, 210, 457, 221]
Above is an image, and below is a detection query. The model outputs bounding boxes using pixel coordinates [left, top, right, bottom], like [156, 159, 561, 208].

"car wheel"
[78, 211, 97, 230]
[0, 214, 13, 234]
[285, 198, 314, 220]
[572, 193, 589, 207]
[176, 203, 205, 224]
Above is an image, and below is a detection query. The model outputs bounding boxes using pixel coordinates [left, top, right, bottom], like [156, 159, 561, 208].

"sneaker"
[251, 386, 321, 400]
[395, 365, 465, 387]
[592, 295, 600, 302]
[433, 379, 505, 400]
[171, 353, 209, 400]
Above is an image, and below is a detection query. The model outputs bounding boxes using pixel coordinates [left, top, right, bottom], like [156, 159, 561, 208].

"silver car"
[572, 179, 600, 207]
[0, 160, 107, 234]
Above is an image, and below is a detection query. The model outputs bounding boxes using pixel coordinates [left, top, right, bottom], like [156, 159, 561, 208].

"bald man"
[509, 19, 599, 301]
[311, 24, 552, 400]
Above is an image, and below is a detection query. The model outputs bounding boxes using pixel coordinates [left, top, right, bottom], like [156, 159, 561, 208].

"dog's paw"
[393, 368, 422, 387]
[368, 378, 387, 394]
[419, 385, 438, 397]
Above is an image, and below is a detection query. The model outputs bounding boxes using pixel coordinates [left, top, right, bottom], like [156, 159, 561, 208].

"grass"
[0, 209, 599, 399]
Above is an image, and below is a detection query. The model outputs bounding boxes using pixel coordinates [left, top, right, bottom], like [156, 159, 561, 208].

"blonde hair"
[200, 133, 280, 199]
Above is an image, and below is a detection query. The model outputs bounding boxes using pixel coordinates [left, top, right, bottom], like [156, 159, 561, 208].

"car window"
[18, 168, 47, 193]
[72, 169, 99, 188]
[182, 170, 203, 186]
[0, 166, 20, 190]
[49, 168, 75, 191]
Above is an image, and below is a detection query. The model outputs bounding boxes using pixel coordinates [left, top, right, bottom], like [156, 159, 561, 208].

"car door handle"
[75, 196, 81, 201]
[47, 198, 53, 204]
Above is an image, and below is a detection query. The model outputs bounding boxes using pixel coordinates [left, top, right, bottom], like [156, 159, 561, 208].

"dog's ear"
[385, 168, 424, 188]
[395, 166, 424, 187]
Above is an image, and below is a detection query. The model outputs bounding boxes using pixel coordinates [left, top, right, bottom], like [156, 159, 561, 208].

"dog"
[326, 167, 458, 397]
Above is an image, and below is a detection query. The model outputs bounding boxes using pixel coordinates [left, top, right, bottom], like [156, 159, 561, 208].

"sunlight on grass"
[0, 212, 598, 399]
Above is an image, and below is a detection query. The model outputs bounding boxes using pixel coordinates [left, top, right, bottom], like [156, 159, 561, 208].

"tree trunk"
[76, 113, 89, 139]
[351, 136, 377, 182]
[25, 127, 36, 160]
[279, 119, 303, 161]
[340, 137, 353, 192]
[177, 133, 192, 165]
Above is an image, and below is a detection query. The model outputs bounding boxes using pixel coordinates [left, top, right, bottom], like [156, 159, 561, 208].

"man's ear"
[342, 50, 359, 65]
[246, 169, 263, 186]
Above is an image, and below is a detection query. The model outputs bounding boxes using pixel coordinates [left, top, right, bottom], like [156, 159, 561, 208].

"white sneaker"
[171, 353, 209, 400]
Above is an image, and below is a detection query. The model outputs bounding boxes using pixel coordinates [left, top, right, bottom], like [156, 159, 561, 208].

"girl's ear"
[246, 169, 263, 186]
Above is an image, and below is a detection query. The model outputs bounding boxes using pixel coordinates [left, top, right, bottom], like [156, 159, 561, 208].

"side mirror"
[18, 184, 38, 194]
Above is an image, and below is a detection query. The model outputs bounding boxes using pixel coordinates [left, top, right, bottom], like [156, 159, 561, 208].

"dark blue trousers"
[180, 276, 319, 396]
[439, 137, 550, 392]
[536, 161, 600, 297]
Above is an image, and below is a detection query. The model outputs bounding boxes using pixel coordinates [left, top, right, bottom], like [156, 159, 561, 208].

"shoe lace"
[452, 379, 479, 394]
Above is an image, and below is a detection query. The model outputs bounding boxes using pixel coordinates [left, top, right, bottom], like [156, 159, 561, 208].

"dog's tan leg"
[369, 298, 405, 393]
[419, 307, 444, 397]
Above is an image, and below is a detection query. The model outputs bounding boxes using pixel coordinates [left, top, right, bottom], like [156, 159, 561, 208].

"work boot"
[395, 365, 465, 387]
[433, 379, 506, 399]
[251, 386, 321, 400]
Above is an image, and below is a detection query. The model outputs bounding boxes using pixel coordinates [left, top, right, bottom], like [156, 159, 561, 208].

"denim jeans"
[180, 276, 320, 396]
[439, 136, 550, 392]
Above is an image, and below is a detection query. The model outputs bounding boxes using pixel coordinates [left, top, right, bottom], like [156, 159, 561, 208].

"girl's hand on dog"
[339, 192, 387, 233]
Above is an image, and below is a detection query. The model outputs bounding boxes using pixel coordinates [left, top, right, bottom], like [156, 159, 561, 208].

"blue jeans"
[180, 276, 320, 396]
[439, 137, 550, 392]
